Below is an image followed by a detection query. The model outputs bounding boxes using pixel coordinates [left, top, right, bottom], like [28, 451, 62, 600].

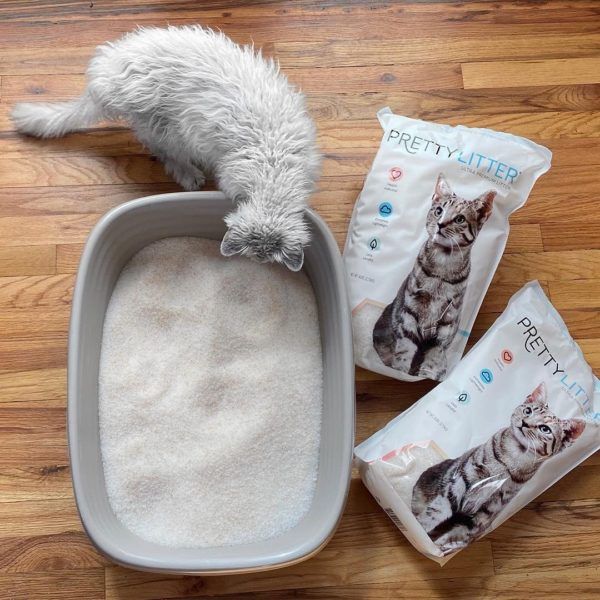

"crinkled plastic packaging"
[354, 282, 600, 564]
[344, 109, 551, 382]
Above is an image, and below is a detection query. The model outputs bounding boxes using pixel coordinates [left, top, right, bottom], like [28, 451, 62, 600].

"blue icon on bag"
[480, 369, 493, 384]
[368, 237, 381, 251]
[378, 202, 393, 217]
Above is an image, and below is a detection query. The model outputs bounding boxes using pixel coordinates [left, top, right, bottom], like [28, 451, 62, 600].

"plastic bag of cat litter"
[354, 281, 600, 564]
[344, 109, 551, 382]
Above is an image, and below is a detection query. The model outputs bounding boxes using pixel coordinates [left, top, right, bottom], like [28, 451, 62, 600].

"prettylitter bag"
[344, 109, 551, 382]
[354, 282, 600, 564]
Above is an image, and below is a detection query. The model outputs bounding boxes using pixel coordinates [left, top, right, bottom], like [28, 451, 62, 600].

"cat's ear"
[561, 419, 586, 447]
[434, 173, 452, 199]
[220, 230, 246, 257]
[526, 381, 547, 404]
[475, 190, 496, 227]
[281, 248, 304, 272]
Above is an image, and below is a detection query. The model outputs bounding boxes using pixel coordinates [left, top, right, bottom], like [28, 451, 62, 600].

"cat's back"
[92, 26, 290, 99]
[89, 26, 309, 139]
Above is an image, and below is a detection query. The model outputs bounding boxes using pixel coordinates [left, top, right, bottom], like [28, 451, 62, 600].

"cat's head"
[510, 382, 586, 457]
[425, 174, 496, 250]
[221, 201, 308, 272]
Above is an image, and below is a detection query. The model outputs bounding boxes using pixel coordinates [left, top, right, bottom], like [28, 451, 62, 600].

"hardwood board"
[0, 368, 66, 408]
[0, 532, 108, 574]
[0, 337, 66, 374]
[494, 250, 600, 282]
[56, 244, 83, 274]
[0, 274, 74, 309]
[184, 570, 600, 600]
[104, 542, 494, 599]
[0, 407, 67, 449]
[0, 569, 105, 600]
[462, 57, 600, 89]
[0, 155, 169, 188]
[548, 279, 600, 309]
[0, 245, 55, 276]
[542, 222, 600, 251]
[0, 498, 79, 537]
[307, 85, 600, 121]
[0, 183, 178, 217]
[4, 33, 600, 75]
[491, 532, 600, 574]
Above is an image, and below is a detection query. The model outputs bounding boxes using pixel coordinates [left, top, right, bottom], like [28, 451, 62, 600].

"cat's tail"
[11, 92, 102, 138]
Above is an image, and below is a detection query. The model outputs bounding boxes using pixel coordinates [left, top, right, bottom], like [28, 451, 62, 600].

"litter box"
[67, 191, 355, 574]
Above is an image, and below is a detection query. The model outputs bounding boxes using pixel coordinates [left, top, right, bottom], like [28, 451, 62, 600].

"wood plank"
[0, 459, 72, 503]
[0, 129, 143, 158]
[2, 0, 598, 23]
[513, 192, 600, 225]
[0, 310, 69, 340]
[56, 244, 83, 274]
[0, 368, 66, 408]
[577, 339, 600, 371]
[0, 408, 66, 449]
[4, 32, 600, 75]
[0, 245, 55, 276]
[478, 281, 550, 314]
[0, 275, 73, 309]
[0, 215, 100, 246]
[0, 337, 66, 374]
[0, 498, 79, 537]
[548, 279, 600, 309]
[0, 569, 104, 600]
[488, 499, 600, 541]
[0, 155, 169, 188]
[463, 57, 600, 90]
[542, 222, 600, 251]
[200, 569, 600, 599]
[105, 541, 494, 599]
[492, 532, 600, 574]
[494, 250, 600, 283]
[0, 183, 177, 217]
[2, 61, 464, 104]
[307, 85, 600, 121]
[0, 532, 107, 574]
[273, 34, 600, 69]
[6, 83, 600, 120]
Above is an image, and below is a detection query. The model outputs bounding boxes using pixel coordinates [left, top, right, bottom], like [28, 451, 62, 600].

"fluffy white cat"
[11, 26, 321, 271]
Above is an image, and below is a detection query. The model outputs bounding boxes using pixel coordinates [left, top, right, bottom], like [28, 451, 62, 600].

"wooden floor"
[0, 0, 599, 598]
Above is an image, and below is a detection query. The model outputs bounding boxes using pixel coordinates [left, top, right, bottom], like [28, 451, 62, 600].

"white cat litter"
[344, 109, 551, 382]
[355, 281, 600, 564]
[98, 237, 323, 548]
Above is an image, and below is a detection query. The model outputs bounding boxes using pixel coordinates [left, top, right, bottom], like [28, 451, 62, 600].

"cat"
[372, 173, 495, 379]
[411, 382, 586, 554]
[10, 26, 321, 271]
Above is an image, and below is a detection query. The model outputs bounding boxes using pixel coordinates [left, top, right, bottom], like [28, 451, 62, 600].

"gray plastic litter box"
[68, 191, 355, 574]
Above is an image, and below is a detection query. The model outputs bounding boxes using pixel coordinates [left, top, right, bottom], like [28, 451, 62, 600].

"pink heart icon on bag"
[389, 167, 403, 181]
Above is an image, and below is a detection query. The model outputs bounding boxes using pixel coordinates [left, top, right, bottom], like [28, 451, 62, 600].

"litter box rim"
[68, 191, 355, 574]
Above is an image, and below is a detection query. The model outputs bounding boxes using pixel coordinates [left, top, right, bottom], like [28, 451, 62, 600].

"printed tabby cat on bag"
[411, 382, 586, 554]
[372, 173, 495, 380]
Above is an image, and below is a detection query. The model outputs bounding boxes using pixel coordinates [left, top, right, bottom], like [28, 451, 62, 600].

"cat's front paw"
[415, 367, 445, 381]
[438, 540, 468, 556]
[165, 160, 206, 191]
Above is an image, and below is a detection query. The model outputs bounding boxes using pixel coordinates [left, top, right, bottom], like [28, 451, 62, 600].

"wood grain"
[0, 570, 105, 600]
[462, 57, 600, 89]
[0, 245, 55, 276]
[0, 1, 598, 599]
